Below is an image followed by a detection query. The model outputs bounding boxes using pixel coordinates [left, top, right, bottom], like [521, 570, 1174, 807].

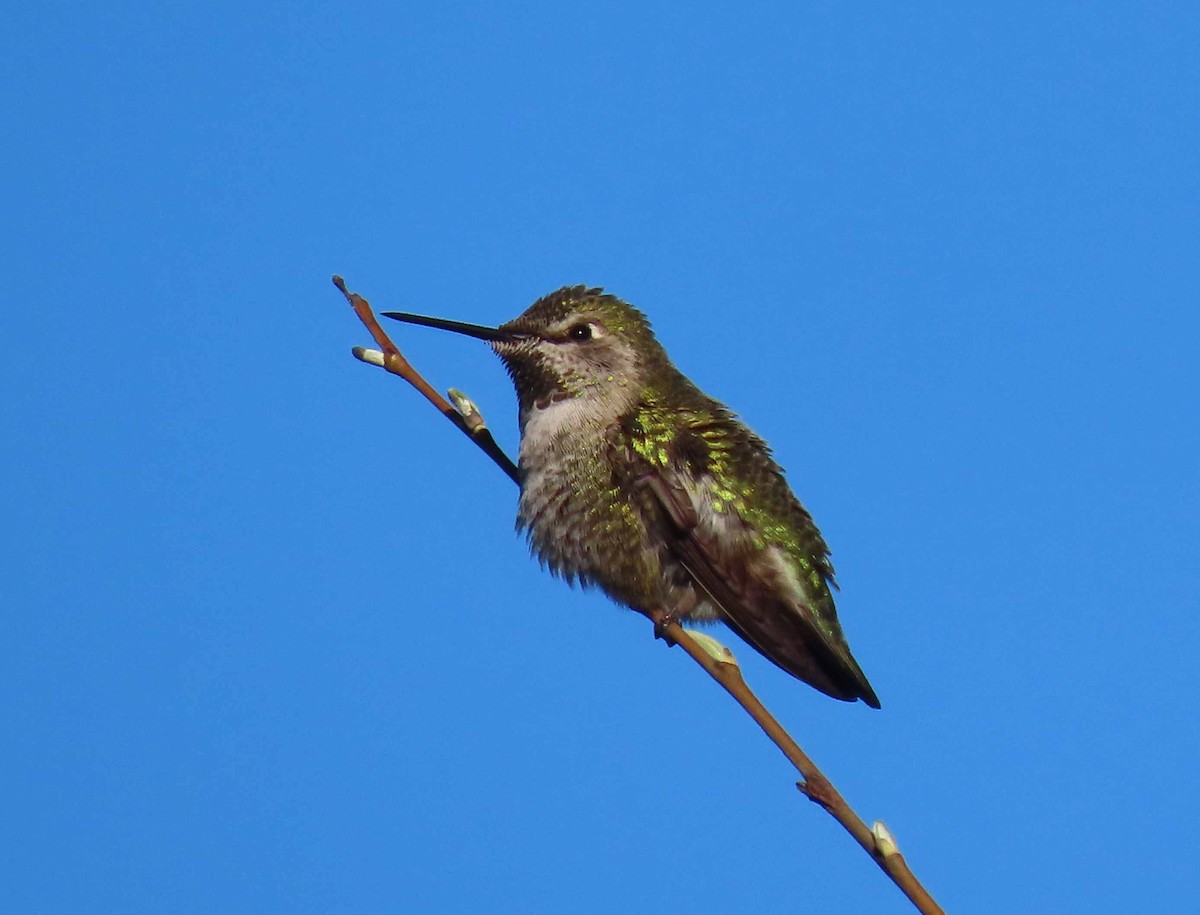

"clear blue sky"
[3, 3, 1197, 912]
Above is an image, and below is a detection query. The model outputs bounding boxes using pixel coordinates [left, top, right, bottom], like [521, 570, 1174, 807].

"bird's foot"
[649, 590, 701, 645]
[650, 609, 678, 645]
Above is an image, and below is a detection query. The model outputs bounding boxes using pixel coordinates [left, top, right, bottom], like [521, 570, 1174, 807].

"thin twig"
[336, 275, 945, 915]
[333, 275, 518, 483]
[652, 612, 944, 913]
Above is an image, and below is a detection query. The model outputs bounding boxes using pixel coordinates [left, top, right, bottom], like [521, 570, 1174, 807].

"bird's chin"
[491, 336, 542, 362]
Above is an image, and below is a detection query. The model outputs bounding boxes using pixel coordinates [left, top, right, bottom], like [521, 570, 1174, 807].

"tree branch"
[335, 275, 945, 915]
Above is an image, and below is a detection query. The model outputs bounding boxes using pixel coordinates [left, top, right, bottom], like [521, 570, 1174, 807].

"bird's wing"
[622, 409, 879, 707]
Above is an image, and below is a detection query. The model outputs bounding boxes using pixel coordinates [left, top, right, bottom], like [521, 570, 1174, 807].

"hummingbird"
[383, 286, 880, 708]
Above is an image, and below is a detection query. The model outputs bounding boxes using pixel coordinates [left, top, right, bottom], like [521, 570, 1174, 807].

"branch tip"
[352, 346, 386, 368]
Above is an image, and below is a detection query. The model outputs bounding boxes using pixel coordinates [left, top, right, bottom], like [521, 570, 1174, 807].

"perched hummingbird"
[383, 286, 880, 708]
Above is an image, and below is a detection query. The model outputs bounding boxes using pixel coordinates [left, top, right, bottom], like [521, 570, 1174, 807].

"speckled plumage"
[489, 286, 880, 707]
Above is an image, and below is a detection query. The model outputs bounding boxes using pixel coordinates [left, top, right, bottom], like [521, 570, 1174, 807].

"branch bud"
[872, 820, 900, 858]
[681, 629, 739, 668]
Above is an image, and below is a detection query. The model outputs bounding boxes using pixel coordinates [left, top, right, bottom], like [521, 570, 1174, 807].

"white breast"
[519, 396, 606, 461]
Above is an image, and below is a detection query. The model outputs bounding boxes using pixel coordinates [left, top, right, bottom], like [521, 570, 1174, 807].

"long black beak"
[381, 311, 516, 342]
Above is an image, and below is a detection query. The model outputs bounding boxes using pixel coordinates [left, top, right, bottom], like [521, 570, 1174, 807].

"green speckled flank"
[624, 385, 837, 615]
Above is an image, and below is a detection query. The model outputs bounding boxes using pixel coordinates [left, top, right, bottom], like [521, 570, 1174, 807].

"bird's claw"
[652, 611, 678, 645]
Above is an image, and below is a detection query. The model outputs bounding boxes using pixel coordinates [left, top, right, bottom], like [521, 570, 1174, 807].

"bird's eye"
[568, 323, 593, 342]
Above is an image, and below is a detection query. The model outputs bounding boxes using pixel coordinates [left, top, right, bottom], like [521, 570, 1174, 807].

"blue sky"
[3, 3, 1197, 912]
